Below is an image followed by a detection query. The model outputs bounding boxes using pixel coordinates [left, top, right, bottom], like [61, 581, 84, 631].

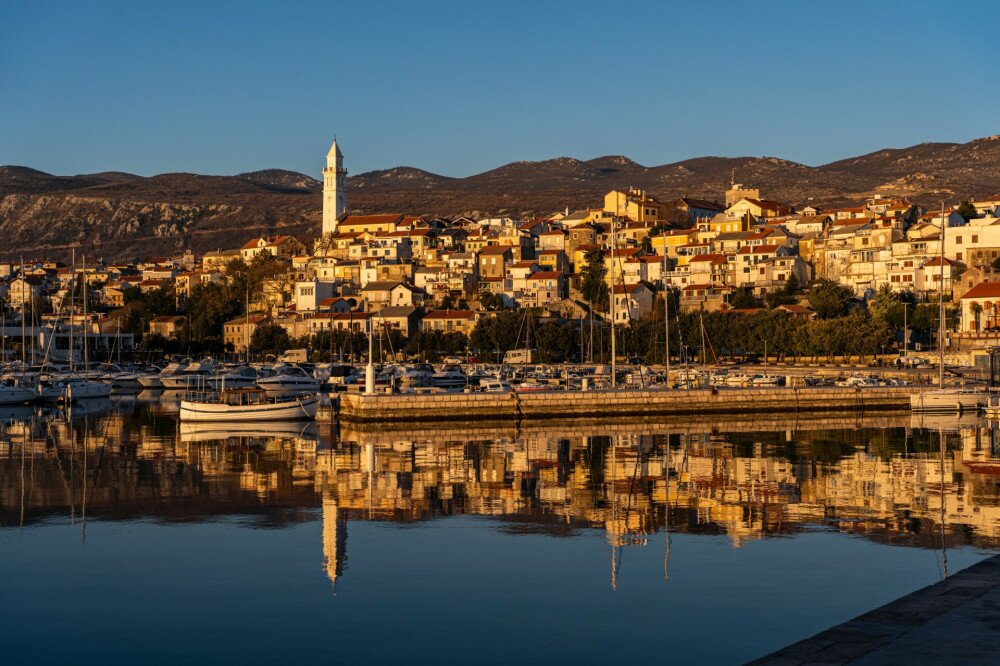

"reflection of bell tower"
[322, 494, 347, 591]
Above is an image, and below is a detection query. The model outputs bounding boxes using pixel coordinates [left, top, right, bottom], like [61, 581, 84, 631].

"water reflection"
[3, 401, 1000, 593]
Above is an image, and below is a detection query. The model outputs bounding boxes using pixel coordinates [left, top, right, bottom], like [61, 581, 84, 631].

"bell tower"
[323, 138, 347, 235]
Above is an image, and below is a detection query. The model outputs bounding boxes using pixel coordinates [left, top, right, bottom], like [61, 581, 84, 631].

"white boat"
[255, 365, 319, 392]
[205, 365, 259, 390]
[139, 361, 188, 389]
[180, 388, 319, 422]
[432, 365, 467, 390]
[37, 377, 112, 403]
[161, 359, 218, 390]
[750, 374, 783, 387]
[0, 379, 35, 404]
[479, 378, 512, 392]
[910, 388, 986, 413]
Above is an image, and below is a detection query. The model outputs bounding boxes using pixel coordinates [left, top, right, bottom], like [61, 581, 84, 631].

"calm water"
[2, 395, 999, 664]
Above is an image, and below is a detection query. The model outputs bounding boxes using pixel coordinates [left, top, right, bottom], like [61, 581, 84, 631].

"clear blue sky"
[2, 0, 997, 178]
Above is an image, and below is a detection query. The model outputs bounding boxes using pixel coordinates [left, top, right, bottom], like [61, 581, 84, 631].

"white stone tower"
[322, 138, 347, 235]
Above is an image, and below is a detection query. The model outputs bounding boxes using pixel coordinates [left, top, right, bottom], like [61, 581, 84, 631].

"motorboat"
[138, 361, 188, 389]
[315, 363, 358, 388]
[37, 376, 112, 403]
[205, 365, 259, 390]
[255, 365, 320, 393]
[836, 375, 880, 388]
[910, 388, 986, 414]
[160, 359, 217, 390]
[399, 363, 436, 388]
[750, 374, 783, 387]
[478, 378, 512, 392]
[0, 378, 36, 404]
[180, 388, 319, 422]
[432, 365, 467, 390]
[97, 363, 144, 390]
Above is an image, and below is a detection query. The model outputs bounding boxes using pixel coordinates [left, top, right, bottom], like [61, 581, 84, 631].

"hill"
[2, 134, 999, 259]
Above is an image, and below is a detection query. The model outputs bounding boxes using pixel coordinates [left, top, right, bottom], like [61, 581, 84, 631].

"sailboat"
[911, 204, 985, 413]
[36, 253, 111, 403]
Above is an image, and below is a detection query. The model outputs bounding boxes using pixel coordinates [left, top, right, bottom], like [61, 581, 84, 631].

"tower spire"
[323, 136, 347, 235]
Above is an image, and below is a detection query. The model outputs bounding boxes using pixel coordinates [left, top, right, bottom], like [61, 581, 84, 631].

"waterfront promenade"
[754, 554, 1000, 664]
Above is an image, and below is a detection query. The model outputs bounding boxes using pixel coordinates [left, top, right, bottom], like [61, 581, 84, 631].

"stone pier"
[338, 386, 917, 423]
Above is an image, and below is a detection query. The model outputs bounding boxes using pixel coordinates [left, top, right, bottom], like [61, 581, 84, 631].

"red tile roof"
[961, 282, 1000, 299]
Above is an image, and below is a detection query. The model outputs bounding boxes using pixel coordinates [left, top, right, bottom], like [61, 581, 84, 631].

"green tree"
[250, 322, 291, 357]
[808, 279, 853, 319]
[580, 247, 608, 308]
[729, 286, 762, 309]
[479, 290, 505, 311]
[991, 256, 1000, 271]
[956, 201, 977, 222]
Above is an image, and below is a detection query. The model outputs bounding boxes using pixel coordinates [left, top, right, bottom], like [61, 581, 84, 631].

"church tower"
[322, 138, 347, 235]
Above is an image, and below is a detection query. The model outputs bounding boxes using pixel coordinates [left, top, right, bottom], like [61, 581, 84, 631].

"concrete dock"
[338, 385, 916, 423]
[753, 554, 1000, 664]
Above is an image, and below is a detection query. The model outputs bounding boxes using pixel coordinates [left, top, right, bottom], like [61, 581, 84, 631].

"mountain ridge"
[2, 134, 1000, 259]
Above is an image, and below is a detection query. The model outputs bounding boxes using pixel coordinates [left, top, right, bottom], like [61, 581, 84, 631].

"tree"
[867, 284, 899, 323]
[808, 279, 853, 319]
[956, 201, 978, 222]
[729, 286, 762, 309]
[991, 256, 1000, 272]
[479, 290, 504, 311]
[972, 302, 984, 330]
[250, 322, 291, 357]
[640, 235, 653, 254]
[581, 247, 608, 308]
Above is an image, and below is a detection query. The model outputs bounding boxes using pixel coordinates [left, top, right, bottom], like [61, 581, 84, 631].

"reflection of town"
[4, 407, 1000, 590]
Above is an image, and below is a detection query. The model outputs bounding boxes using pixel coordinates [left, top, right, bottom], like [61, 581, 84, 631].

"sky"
[2, 0, 998, 179]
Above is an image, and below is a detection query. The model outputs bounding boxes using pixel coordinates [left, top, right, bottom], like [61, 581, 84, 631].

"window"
[957, 236, 963, 245]
[973, 235, 979, 243]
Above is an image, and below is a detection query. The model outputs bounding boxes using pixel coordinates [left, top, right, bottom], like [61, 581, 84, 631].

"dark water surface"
[2, 396, 998, 663]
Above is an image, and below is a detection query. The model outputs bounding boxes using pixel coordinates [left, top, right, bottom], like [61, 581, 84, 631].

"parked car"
[442, 356, 465, 365]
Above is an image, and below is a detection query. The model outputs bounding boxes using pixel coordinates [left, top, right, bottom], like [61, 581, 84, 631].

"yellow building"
[604, 189, 663, 223]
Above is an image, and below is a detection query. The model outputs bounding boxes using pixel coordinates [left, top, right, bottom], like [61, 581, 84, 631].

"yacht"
[138, 361, 188, 389]
[399, 364, 436, 388]
[255, 365, 320, 393]
[0, 378, 36, 404]
[160, 359, 217, 390]
[432, 365, 467, 390]
[206, 365, 259, 390]
[910, 388, 986, 413]
[37, 376, 112, 403]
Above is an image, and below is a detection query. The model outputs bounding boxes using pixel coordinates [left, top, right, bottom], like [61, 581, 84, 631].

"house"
[523, 271, 566, 307]
[294, 279, 338, 312]
[361, 281, 426, 310]
[306, 311, 372, 335]
[680, 283, 732, 313]
[774, 304, 817, 320]
[224, 314, 270, 352]
[960, 282, 1000, 332]
[148, 315, 187, 339]
[610, 283, 654, 323]
[240, 235, 307, 262]
[478, 245, 513, 279]
[604, 188, 663, 223]
[375, 306, 422, 337]
[420, 309, 478, 335]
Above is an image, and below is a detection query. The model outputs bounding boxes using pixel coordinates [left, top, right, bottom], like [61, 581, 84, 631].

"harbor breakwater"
[338, 386, 917, 423]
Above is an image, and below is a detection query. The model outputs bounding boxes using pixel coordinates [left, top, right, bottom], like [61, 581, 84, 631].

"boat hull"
[910, 389, 985, 413]
[179, 394, 319, 422]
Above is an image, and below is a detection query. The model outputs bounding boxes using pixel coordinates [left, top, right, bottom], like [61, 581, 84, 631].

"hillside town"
[6, 138, 1000, 364]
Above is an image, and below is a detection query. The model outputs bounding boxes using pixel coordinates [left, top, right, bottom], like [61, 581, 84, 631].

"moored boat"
[910, 388, 986, 413]
[180, 388, 319, 422]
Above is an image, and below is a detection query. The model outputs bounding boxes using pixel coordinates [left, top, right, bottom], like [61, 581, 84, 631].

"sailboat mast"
[938, 202, 945, 388]
[82, 254, 88, 371]
[610, 217, 616, 389]
[662, 229, 670, 384]
[19, 256, 25, 369]
[70, 250, 75, 372]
